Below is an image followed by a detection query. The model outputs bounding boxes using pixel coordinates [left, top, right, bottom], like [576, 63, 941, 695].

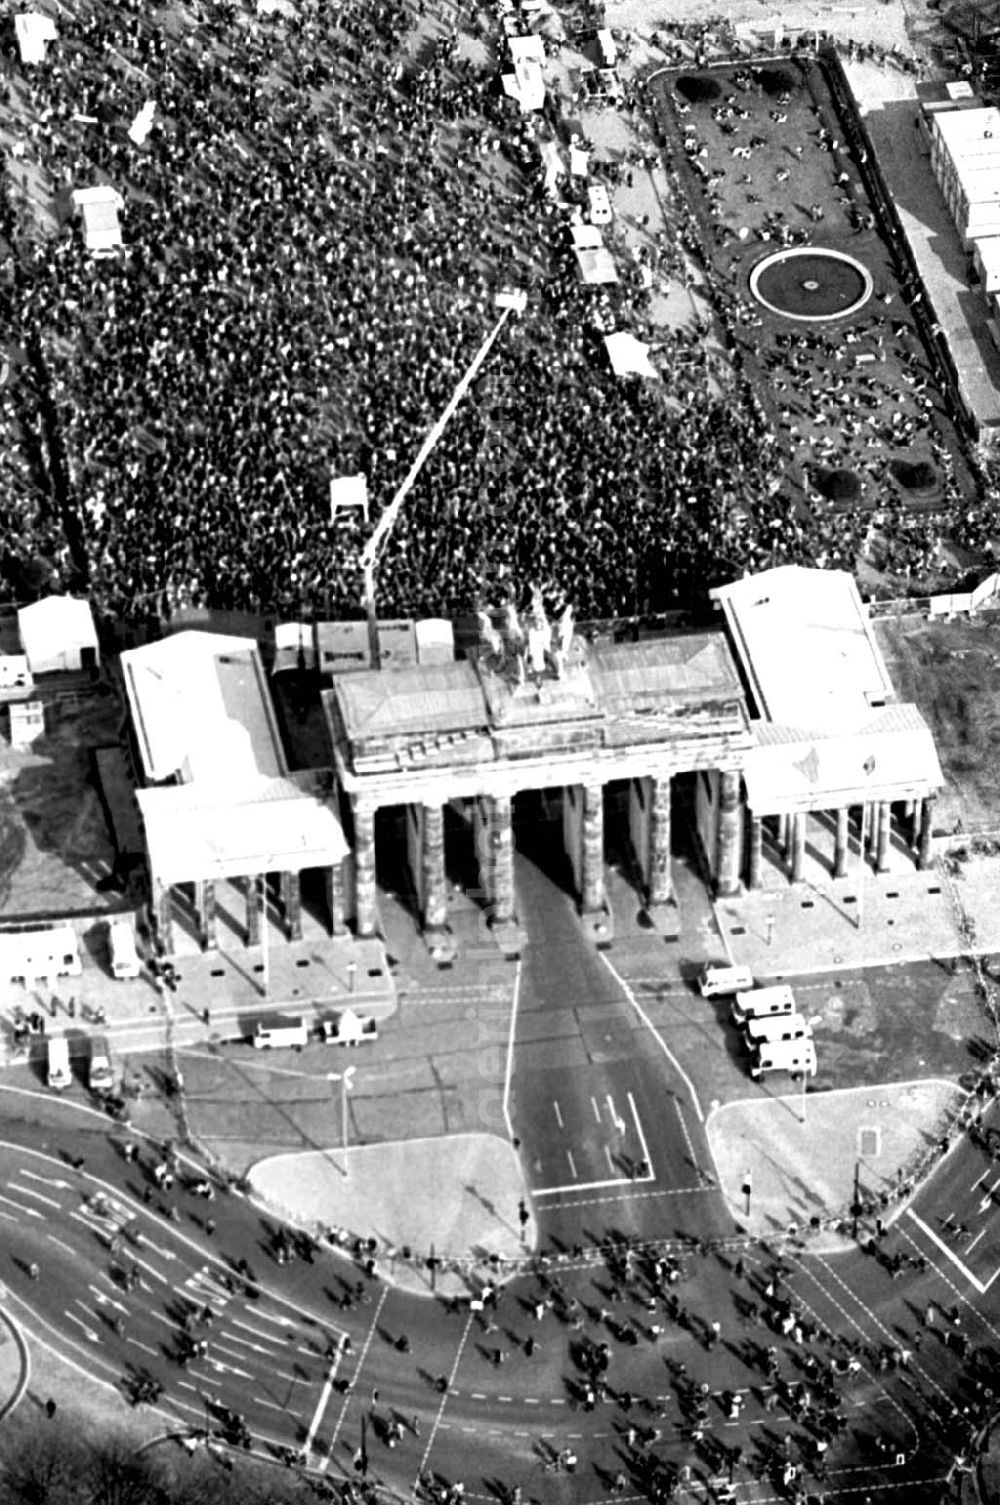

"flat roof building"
[121, 631, 348, 956]
[930, 105, 1000, 243]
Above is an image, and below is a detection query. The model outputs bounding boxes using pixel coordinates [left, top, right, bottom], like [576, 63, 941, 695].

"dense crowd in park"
[0, 0, 992, 632]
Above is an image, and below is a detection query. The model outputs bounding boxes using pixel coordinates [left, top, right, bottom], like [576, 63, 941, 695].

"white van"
[88, 1035, 114, 1094]
[252, 1015, 308, 1050]
[108, 919, 140, 980]
[731, 984, 796, 1028]
[699, 964, 754, 999]
[743, 1012, 812, 1048]
[749, 1038, 817, 1081]
[47, 1032, 72, 1091]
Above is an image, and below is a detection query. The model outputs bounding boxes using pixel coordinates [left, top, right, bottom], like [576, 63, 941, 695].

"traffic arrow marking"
[65, 1311, 100, 1344]
[20, 1171, 72, 1190]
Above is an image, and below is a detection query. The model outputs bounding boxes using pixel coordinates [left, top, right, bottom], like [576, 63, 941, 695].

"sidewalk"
[717, 844, 1000, 979]
[246, 1133, 535, 1298]
[706, 1077, 959, 1244]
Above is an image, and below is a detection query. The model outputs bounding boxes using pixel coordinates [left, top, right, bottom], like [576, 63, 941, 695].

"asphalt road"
[508, 814, 733, 1257]
[2, 1066, 995, 1503]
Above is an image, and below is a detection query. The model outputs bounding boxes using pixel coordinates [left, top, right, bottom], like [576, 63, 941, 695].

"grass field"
[875, 611, 1000, 832]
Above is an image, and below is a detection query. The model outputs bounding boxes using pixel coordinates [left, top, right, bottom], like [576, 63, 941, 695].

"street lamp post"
[327, 1066, 357, 1178]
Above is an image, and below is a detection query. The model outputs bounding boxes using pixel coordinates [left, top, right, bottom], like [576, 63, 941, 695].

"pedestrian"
[205, 1219, 216, 1237]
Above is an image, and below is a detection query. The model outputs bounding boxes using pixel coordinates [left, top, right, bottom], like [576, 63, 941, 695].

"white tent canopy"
[71, 185, 124, 256]
[18, 596, 98, 675]
[15, 13, 57, 65]
[605, 332, 659, 379]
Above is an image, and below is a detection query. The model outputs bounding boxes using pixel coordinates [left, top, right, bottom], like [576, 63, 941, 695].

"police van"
[743, 1012, 812, 1049]
[749, 1038, 817, 1081]
[88, 1035, 114, 1094]
[730, 984, 796, 1028]
[698, 964, 754, 999]
[251, 1015, 308, 1050]
[47, 1032, 72, 1091]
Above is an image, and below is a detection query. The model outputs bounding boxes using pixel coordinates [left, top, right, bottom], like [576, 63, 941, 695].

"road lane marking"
[591, 1096, 601, 1124]
[89, 1287, 127, 1312]
[566, 1150, 578, 1179]
[599, 951, 705, 1121]
[606, 1094, 625, 1133]
[629, 1091, 654, 1180]
[10, 1182, 63, 1210]
[967, 1228, 988, 1255]
[416, 1309, 474, 1483]
[604, 1146, 615, 1174]
[126, 1338, 158, 1357]
[20, 1170, 72, 1190]
[553, 1100, 564, 1129]
[906, 1209, 986, 1294]
[46, 1233, 78, 1256]
[303, 1349, 342, 1459]
[218, 1331, 269, 1354]
[256, 1397, 284, 1412]
[64, 1310, 100, 1343]
[326, 1284, 389, 1471]
[501, 957, 522, 1141]
[0, 1193, 42, 1218]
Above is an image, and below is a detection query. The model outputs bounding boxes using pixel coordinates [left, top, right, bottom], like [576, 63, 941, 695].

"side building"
[120, 630, 349, 956]
[710, 566, 943, 886]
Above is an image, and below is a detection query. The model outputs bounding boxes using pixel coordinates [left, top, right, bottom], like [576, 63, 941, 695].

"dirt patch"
[874, 614, 1000, 833]
[0, 691, 122, 919]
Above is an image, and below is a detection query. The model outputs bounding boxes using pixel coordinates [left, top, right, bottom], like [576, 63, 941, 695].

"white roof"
[18, 595, 97, 657]
[121, 631, 286, 786]
[933, 107, 1000, 208]
[128, 100, 156, 146]
[974, 235, 1000, 274]
[574, 245, 618, 284]
[710, 567, 895, 731]
[744, 707, 943, 812]
[604, 332, 659, 379]
[15, 13, 57, 64]
[137, 772, 348, 885]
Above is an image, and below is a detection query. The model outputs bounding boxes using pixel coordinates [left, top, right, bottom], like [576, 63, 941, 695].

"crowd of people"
[0, 0, 991, 636]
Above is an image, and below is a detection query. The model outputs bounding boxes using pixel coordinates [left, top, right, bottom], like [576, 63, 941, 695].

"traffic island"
[706, 1077, 960, 1247]
[245, 1132, 535, 1296]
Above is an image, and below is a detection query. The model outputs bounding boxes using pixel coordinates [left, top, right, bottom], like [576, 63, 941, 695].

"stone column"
[865, 801, 879, 861]
[281, 870, 303, 941]
[155, 880, 174, 957]
[876, 800, 892, 873]
[326, 863, 347, 935]
[352, 800, 378, 938]
[648, 776, 673, 906]
[421, 804, 448, 931]
[715, 769, 742, 897]
[202, 879, 217, 950]
[580, 783, 605, 915]
[746, 813, 763, 890]
[910, 797, 923, 854]
[245, 874, 262, 947]
[481, 794, 515, 925]
[776, 812, 790, 858]
[833, 806, 849, 879]
[790, 812, 806, 883]
[917, 794, 936, 870]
